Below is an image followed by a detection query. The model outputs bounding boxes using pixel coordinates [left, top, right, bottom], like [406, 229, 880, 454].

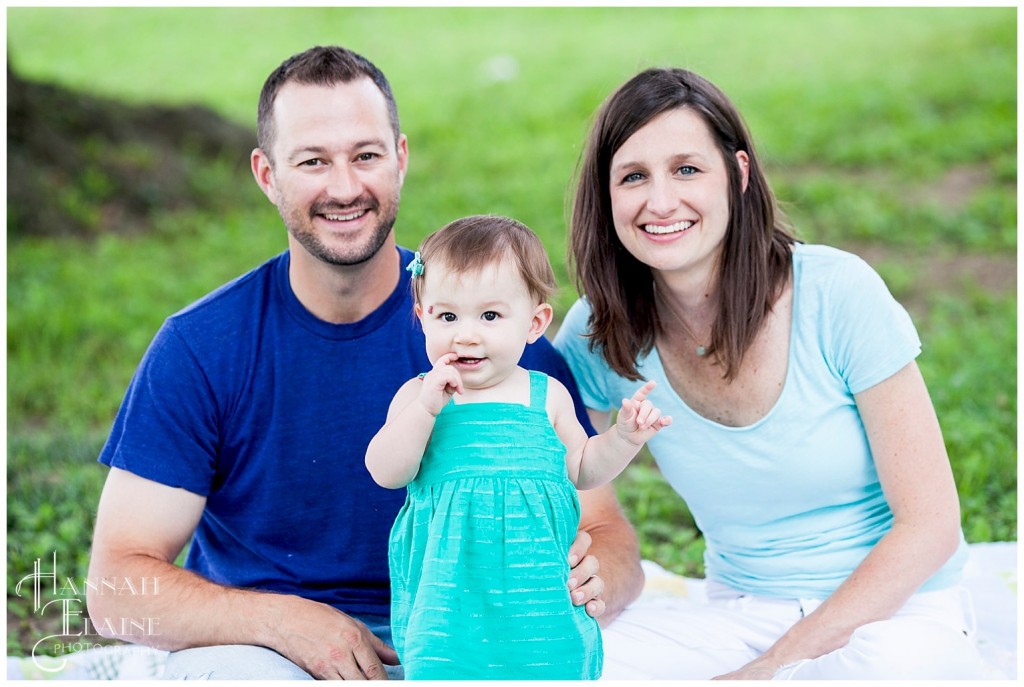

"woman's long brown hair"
[569, 68, 796, 381]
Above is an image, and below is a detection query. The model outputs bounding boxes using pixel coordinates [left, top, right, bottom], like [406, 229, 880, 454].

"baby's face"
[417, 260, 545, 391]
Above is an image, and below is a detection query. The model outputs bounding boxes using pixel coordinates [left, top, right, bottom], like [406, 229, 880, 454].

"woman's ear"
[736, 150, 750, 193]
[527, 303, 554, 344]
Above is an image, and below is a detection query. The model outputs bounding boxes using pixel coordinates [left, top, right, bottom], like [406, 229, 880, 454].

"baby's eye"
[482, 311, 500, 322]
[440, 312, 457, 323]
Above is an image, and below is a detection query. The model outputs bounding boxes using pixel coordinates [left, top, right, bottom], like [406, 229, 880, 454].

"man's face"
[253, 79, 408, 267]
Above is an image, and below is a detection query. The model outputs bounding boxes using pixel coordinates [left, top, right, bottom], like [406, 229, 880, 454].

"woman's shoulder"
[794, 242, 881, 290]
[562, 296, 593, 322]
[794, 242, 869, 268]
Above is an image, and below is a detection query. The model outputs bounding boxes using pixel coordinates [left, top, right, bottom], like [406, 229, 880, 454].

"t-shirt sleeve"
[98, 319, 220, 495]
[824, 254, 922, 395]
[552, 299, 615, 412]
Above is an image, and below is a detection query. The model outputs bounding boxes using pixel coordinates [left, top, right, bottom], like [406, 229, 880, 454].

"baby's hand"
[418, 352, 464, 416]
[616, 380, 672, 445]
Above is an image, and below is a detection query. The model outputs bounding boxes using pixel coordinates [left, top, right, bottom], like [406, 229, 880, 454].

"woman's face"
[608, 107, 748, 279]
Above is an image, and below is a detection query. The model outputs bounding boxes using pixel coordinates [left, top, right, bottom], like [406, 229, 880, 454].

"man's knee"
[163, 644, 313, 680]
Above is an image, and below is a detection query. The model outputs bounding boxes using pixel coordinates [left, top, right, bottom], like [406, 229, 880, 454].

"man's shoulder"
[170, 252, 286, 328]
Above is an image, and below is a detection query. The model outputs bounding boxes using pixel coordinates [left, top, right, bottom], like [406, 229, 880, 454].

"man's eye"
[441, 312, 457, 322]
[300, 159, 324, 167]
[482, 312, 499, 322]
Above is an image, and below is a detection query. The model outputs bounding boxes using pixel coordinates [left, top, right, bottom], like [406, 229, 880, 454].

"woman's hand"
[713, 656, 781, 680]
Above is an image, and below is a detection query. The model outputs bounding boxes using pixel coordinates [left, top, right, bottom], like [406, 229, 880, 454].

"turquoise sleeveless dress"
[388, 370, 603, 680]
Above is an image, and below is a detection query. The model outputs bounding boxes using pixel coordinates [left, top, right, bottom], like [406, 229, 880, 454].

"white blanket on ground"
[7, 542, 1016, 680]
[609, 541, 1017, 680]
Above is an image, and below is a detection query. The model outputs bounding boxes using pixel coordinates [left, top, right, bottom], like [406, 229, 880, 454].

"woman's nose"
[645, 175, 679, 216]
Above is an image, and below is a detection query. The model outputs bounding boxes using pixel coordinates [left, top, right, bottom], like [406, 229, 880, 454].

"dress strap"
[528, 370, 548, 409]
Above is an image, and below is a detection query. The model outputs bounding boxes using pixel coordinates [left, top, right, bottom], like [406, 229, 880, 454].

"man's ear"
[396, 134, 409, 187]
[251, 147, 278, 205]
[527, 303, 554, 344]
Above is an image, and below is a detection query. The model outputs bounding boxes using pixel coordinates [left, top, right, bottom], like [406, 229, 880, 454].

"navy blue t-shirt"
[99, 247, 595, 617]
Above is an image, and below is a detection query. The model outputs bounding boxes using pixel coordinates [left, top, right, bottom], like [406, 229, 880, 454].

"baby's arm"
[365, 353, 464, 489]
[553, 380, 671, 490]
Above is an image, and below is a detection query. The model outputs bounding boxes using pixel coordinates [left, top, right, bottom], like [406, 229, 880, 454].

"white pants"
[601, 583, 992, 680]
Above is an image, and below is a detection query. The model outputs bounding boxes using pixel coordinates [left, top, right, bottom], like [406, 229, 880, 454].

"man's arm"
[87, 467, 397, 679]
[532, 337, 645, 625]
[573, 484, 645, 626]
[568, 406, 644, 626]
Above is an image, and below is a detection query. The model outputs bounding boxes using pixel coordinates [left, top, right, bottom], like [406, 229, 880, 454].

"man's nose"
[325, 164, 363, 204]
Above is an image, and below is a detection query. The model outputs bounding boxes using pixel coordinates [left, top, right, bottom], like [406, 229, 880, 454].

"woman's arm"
[717, 361, 962, 679]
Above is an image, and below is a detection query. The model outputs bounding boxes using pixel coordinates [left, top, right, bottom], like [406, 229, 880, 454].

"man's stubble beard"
[279, 188, 401, 267]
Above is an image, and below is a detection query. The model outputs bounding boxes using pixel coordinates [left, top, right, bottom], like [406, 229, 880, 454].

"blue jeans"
[162, 613, 403, 680]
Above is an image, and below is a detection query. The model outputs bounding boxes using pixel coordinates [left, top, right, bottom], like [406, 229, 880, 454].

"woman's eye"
[482, 311, 499, 322]
[622, 172, 644, 183]
[677, 165, 698, 175]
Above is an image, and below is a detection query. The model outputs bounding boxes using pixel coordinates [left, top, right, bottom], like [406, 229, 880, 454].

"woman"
[553, 67, 987, 679]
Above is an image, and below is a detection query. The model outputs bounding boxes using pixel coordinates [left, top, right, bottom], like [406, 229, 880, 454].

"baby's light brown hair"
[412, 215, 557, 306]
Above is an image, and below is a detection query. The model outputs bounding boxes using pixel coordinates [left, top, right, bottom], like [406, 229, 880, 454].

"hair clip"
[406, 251, 424, 278]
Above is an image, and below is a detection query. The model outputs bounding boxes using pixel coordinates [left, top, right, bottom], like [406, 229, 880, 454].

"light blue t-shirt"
[554, 243, 966, 599]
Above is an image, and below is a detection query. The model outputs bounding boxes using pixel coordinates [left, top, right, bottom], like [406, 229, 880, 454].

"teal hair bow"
[406, 251, 424, 278]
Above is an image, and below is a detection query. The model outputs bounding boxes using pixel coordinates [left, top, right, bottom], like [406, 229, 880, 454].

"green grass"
[6, 6, 1016, 656]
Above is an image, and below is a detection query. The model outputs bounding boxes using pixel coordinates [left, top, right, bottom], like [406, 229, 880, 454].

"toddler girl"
[365, 215, 670, 679]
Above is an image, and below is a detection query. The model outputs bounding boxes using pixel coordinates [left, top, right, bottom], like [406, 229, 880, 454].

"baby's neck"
[453, 366, 531, 406]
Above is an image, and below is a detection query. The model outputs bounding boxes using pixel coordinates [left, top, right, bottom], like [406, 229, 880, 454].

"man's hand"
[271, 597, 399, 680]
[567, 529, 606, 619]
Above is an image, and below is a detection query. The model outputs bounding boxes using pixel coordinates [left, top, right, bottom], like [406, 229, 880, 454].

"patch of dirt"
[778, 162, 1015, 308]
[7, 63, 255, 238]
[780, 162, 1002, 215]
[910, 164, 993, 213]
[847, 242, 1016, 313]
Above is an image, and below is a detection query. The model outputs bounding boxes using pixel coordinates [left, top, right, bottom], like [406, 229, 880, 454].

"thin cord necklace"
[655, 285, 709, 357]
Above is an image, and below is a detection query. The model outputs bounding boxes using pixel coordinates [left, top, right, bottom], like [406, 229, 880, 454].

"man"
[86, 45, 643, 680]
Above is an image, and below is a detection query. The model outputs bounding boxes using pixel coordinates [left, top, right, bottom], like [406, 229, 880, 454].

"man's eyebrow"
[285, 139, 391, 163]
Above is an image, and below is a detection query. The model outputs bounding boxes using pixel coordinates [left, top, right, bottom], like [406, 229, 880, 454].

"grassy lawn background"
[6, 6, 1016, 657]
